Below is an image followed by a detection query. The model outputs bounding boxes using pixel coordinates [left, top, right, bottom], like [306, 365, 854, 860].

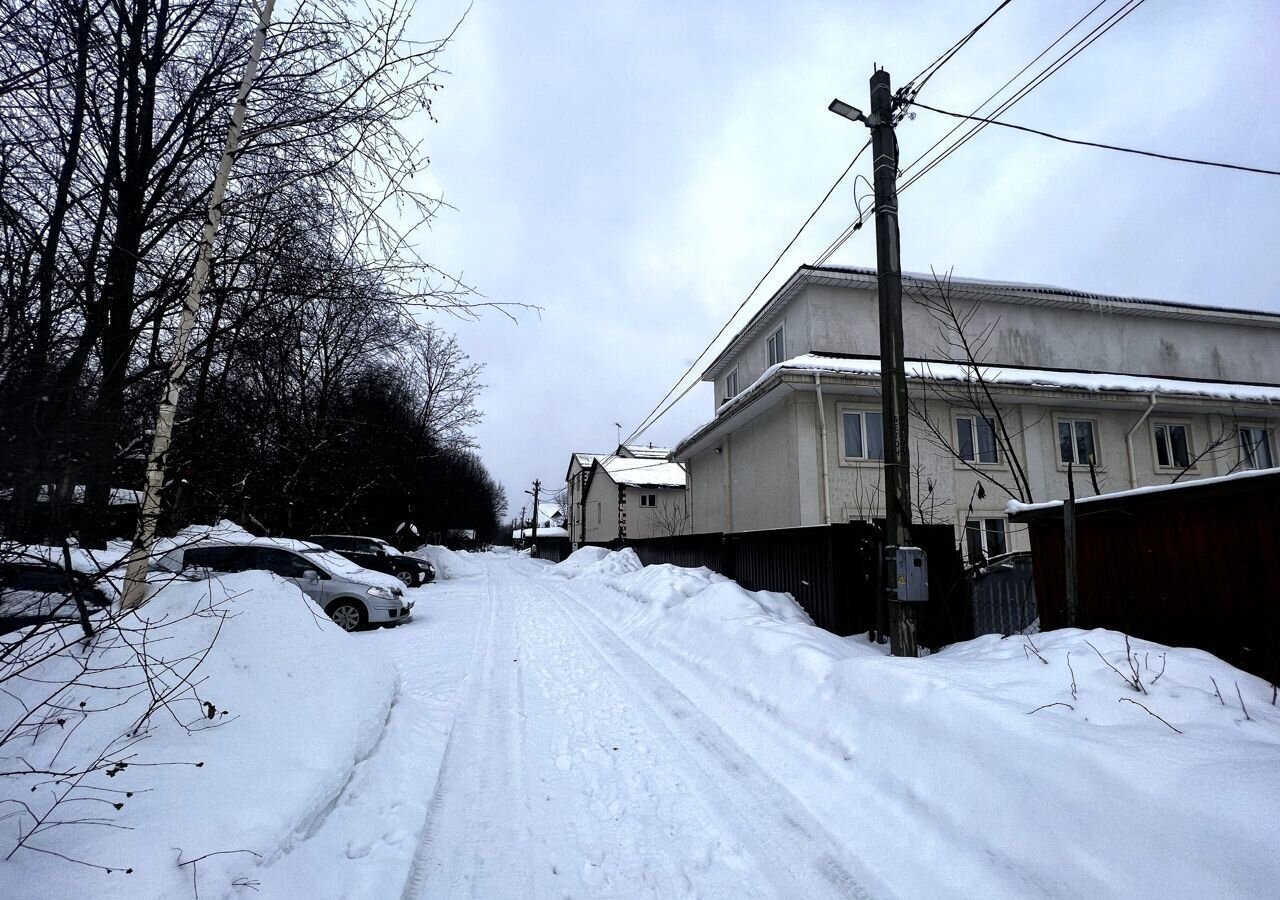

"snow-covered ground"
[5, 549, 1278, 898]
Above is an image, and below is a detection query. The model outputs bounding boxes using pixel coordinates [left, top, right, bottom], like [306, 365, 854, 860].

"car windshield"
[301, 548, 369, 578]
[375, 540, 401, 557]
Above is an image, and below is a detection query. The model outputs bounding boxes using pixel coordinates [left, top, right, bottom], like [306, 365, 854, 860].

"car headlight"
[367, 586, 395, 600]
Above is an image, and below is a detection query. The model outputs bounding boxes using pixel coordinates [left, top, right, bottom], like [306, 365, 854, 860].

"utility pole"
[526, 480, 541, 557]
[869, 69, 917, 657]
[830, 69, 918, 656]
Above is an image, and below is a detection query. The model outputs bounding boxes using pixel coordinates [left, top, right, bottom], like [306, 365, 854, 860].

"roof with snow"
[1008, 466, 1280, 519]
[618, 444, 672, 460]
[513, 526, 570, 540]
[703, 265, 1280, 381]
[566, 452, 605, 481]
[678, 352, 1280, 456]
[594, 456, 687, 490]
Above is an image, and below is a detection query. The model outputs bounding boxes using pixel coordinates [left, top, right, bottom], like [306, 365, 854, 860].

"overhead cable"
[907, 100, 1280, 177]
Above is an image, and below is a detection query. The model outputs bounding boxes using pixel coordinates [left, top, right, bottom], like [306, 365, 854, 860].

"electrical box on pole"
[891, 546, 929, 603]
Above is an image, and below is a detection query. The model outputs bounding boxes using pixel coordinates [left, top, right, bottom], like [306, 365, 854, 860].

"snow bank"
[1, 572, 398, 899]
[408, 544, 481, 579]
[549, 549, 812, 628]
[555, 550, 1280, 900]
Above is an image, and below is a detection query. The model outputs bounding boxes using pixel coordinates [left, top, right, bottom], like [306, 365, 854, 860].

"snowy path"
[399, 556, 883, 900]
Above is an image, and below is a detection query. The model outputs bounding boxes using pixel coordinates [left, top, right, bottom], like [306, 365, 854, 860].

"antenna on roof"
[614, 422, 622, 446]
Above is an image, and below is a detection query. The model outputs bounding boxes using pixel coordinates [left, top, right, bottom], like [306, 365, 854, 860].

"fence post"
[1064, 462, 1079, 627]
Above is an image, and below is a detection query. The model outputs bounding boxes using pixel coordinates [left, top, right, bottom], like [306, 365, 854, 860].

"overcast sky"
[404, 0, 1279, 517]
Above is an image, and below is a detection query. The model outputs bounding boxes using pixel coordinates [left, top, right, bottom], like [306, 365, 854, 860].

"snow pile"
[554, 551, 1280, 899]
[544, 545, 611, 575]
[545, 546, 644, 580]
[149, 518, 257, 561]
[1, 572, 398, 900]
[550, 550, 812, 629]
[408, 544, 481, 579]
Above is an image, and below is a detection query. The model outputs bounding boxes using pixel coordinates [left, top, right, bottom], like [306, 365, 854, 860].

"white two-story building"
[674, 265, 1280, 562]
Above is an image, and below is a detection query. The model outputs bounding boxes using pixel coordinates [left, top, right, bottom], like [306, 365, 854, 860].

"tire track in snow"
[537, 578, 892, 900]
[400, 571, 534, 900]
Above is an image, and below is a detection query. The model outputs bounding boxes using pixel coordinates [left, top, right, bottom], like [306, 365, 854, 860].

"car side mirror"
[303, 569, 320, 582]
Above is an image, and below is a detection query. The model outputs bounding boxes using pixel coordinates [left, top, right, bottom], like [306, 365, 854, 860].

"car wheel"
[326, 599, 366, 632]
[395, 569, 415, 588]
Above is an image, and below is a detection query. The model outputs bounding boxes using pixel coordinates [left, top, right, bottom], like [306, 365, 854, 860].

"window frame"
[837, 403, 885, 465]
[725, 366, 739, 401]
[1150, 420, 1195, 471]
[1053, 414, 1101, 469]
[766, 323, 786, 367]
[955, 414, 1001, 466]
[1239, 425, 1275, 470]
[639, 493, 656, 508]
[965, 517, 1008, 564]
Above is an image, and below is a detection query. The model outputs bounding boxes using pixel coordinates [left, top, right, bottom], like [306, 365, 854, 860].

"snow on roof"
[513, 526, 569, 540]
[1007, 466, 1280, 517]
[599, 456, 687, 489]
[619, 444, 672, 459]
[536, 502, 563, 522]
[715, 353, 1280, 418]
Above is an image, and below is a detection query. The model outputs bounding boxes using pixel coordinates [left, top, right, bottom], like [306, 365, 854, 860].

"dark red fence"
[594, 522, 969, 644]
[1010, 470, 1280, 684]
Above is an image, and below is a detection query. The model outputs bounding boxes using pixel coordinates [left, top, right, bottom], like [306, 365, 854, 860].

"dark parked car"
[308, 535, 435, 588]
[1, 563, 111, 635]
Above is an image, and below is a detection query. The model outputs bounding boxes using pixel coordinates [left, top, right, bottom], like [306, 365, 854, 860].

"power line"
[622, 0, 1109, 445]
[817, 0, 1144, 264]
[897, 0, 1109, 183]
[619, 139, 872, 448]
[907, 100, 1280, 177]
[896, 0, 1018, 118]
[900, 0, 1149, 194]
[622, 1, 1022, 445]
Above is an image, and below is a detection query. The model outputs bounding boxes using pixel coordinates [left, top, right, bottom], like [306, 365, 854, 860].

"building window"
[767, 324, 785, 366]
[957, 415, 999, 464]
[1240, 427, 1275, 470]
[1057, 418, 1098, 466]
[1152, 423, 1192, 469]
[965, 518, 1007, 564]
[640, 494, 656, 507]
[841, 409, 884, 461]
[725, 367, 739, 400]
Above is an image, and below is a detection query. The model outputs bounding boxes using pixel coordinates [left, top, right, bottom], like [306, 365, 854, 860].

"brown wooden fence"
[592, 522, 970, 645]
[1010, 470, 1280, 684]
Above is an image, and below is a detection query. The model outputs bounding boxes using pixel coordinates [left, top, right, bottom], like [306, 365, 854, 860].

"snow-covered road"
[10, 547, 1278, 898]
[397, 554, 880, 900]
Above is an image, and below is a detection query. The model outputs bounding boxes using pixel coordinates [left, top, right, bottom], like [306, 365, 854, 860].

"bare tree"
[648, 496, 691, 538]
[905, 270, 1038, 504]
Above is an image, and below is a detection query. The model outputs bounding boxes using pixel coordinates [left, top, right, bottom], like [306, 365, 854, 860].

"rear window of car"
[184, 546, 255, 572]
[311, 536, 352, 551]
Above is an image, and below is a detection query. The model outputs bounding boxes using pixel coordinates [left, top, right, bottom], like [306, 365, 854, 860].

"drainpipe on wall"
[815, 373, 833, 524]
[1125, 394, 1159, 489]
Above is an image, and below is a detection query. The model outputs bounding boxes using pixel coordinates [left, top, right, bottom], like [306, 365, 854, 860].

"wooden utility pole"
[529, 480, 541, 557]
[119, 0, 277, 610]
[868, 68, 918, 657]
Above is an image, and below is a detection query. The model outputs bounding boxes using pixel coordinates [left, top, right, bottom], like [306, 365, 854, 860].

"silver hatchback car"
[160, 537, 413, 631]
